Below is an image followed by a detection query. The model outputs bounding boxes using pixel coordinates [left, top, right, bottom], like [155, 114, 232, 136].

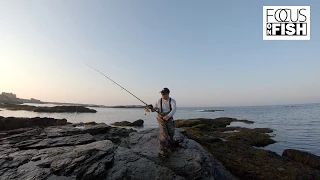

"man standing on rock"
[148, 87, 177, 157]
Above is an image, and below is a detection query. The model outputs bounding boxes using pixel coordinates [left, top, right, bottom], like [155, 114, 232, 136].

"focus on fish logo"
[263, 6, 310, 40]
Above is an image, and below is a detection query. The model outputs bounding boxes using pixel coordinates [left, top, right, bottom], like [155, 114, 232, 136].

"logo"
[263, 6, 310, 40]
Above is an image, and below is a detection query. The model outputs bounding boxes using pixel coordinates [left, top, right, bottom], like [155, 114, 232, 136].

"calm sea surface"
[1, 103, 319, 156]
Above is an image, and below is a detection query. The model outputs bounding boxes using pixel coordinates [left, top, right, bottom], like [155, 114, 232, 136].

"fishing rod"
[86, 64, 163, 116]
[86, 64, 148, 105]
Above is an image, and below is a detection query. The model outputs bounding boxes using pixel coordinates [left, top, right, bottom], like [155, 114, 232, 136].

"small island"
[0, 92, 146, 109]
[197, 109, 225, 112]
[0, 92, 41, 104]
[0, 104, 97, 113]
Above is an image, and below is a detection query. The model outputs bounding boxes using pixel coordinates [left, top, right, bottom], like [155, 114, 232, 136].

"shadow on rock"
[111, 119, 144, 127]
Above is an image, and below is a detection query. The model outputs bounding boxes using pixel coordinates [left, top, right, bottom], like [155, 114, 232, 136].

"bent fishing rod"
[86, 64, 163, 116]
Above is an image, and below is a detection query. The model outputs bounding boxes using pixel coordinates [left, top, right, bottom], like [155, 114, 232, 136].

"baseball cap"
[160, 88, 170, 94]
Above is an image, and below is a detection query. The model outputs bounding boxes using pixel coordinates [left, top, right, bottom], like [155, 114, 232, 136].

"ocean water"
[1, 103, 319, 156]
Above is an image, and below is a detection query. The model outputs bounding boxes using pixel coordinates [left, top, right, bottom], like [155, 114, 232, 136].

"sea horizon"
[24, 101, 320, 108]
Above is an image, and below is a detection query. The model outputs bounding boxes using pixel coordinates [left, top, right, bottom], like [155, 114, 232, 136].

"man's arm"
[167, 99, 176, 118]
[150, 100, 159, 112]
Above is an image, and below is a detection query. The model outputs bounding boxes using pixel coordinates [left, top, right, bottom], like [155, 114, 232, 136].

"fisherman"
[88, 65, 178, 157]
[148, 88, 177, 157]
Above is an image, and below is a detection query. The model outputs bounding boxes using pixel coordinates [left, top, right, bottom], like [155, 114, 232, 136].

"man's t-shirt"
[154, 97, 177, 118]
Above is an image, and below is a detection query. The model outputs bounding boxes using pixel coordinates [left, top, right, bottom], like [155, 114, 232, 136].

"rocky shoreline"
[0, 117, 234, 180]
[0, 117, 319, 180]
[174, 117, 320, 179]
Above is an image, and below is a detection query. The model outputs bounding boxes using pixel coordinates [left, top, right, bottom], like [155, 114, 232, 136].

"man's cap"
[160, 88, 170, 94]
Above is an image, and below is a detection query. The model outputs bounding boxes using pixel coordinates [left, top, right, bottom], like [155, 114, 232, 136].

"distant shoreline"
[41, 102, 145, 108]
[1, 92, 319, 109]
[0, 92, 143, 109]
[23, 102, 146, 109]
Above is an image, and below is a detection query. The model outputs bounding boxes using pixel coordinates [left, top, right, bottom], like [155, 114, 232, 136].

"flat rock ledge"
[0, 123, 235, 180]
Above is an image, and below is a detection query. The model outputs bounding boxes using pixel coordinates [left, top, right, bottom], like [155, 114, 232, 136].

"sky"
[0, 0, 319, 107]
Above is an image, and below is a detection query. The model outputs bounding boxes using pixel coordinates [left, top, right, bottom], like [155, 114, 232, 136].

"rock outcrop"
[0, 122, 235, 180]
[111, 119, 144, 127]
[174, 117, 253, 129]
[283, 149, 320, 170]
[174, 117, 320, 180]
[0, 117, 68, 131]
[0, 104, 97, 113]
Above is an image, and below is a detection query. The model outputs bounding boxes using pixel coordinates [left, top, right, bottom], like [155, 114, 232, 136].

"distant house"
[0, 95, 10, 102]
[0, 94, 18, 104]
[1, 92, 17, 99]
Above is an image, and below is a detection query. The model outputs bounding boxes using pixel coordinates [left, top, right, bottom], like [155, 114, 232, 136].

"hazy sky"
[1, 0, 319, 107]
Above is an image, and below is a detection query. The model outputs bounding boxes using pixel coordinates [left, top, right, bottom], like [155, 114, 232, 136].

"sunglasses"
[161, 93, 168, 95]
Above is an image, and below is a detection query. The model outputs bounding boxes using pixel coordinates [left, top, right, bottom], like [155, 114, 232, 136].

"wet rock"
[239, 119, 254, 124]
[2, 149, 38, 169]
[129, 119, 144, 126]
[47, 175, 73, 180]
[50, 140, 115, 179]
[107, 128, 235, 180]
[0, 117, 68, 131]
[224, 128, 276, 147]
[41, 124, 134, 145]
[174, 119, 203, 128]
[81, 123, 112, 135]
[71, 122, 98, 127]
[40, 123, 111, 138]
[283, 149, 320, 170]
[17, 165, 51, 180]
[0, 144, 19, 156]
[83, 121, 97, 126]
[6, 127, 36, 136]
[0, 133, 6, 138]
[0, 122, 235, 180]
[1, 128, 44, 145]
[16, 133, 96, 150]
[112, 119, 144, 127]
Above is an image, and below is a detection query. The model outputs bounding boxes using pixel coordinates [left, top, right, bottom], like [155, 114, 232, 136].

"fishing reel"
[143, 106, 163, 116]
[144, 107, 151, 115]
